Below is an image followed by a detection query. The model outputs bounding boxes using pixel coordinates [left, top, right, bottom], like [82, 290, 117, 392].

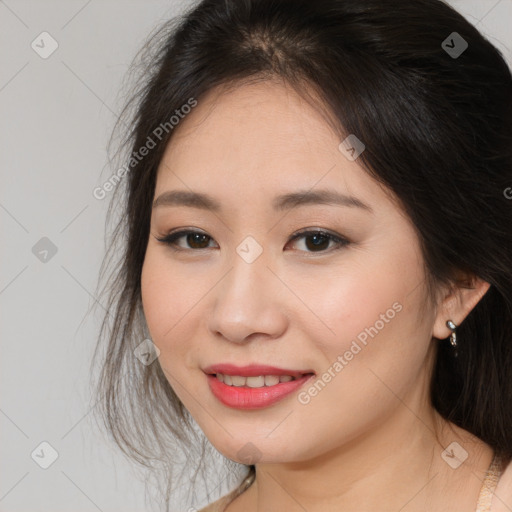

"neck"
[232, 395, 493, 512]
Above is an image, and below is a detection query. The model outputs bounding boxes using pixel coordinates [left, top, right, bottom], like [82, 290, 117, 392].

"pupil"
[306, 234, 329, 251]
[188, 233, 209, 248]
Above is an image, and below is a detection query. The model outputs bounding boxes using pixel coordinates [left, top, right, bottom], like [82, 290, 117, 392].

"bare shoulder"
[492, 458, 512, 512]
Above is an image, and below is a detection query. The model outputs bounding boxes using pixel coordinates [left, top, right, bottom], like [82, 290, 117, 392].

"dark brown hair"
[92, 0, 512, 509]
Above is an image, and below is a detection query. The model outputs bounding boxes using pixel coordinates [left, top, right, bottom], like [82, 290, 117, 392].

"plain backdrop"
[1, 1, 511, 511]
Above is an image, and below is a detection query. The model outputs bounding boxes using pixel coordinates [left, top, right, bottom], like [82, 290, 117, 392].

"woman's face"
[141, 80, 441, 464]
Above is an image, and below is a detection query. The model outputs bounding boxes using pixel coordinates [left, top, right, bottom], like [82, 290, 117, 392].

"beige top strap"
[475, 454, 504, 512]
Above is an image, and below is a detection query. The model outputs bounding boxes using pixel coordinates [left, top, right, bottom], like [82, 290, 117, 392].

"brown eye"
[185, 232, 211, 249]
[156, 228, 349, 254]
[156, 230, 216, 251]
[287, 229, 350, 253]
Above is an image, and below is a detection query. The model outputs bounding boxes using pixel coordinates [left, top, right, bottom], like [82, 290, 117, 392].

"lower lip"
[206, 374, 315, 410]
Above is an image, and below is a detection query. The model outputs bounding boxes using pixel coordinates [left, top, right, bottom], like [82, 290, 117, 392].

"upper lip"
[203, 363, 315, 378]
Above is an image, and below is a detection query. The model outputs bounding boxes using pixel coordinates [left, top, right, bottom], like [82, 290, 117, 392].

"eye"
[155, 229, 216, 251]
[286, 229, 349, 253]
[155, 228, 349, 253]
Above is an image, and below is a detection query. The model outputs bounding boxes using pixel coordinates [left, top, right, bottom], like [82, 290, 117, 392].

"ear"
[432, 273, 491, 339]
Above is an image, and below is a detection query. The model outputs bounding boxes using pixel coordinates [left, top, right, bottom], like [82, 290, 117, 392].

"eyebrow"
[152, 189, 373, 213]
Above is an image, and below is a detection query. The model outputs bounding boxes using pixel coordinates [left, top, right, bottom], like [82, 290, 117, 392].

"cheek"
[318, 280, 427, 385]
[300, 246, 422, 351]
[140, 249, 211, 371]
[141, 253, 169, 341]
[141, 251, 185, 350]
[297, 244, 433, 395]
[285, 274, 434, 458]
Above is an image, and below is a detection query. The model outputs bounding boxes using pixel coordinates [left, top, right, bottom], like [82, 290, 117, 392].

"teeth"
[265, 375, 280, 386]
[231, 375, 246, 386]
[246, 376, 265, 388]
[214, 373, 298, 387]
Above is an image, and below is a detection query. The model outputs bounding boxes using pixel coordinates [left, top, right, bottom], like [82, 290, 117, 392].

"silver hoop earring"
[446, 320, 457, 347]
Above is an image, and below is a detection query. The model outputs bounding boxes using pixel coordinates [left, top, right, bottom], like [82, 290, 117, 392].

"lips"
[203, 363, 316, 409]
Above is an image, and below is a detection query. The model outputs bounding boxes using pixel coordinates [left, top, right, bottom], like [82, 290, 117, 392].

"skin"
[141, 78, 494, 511]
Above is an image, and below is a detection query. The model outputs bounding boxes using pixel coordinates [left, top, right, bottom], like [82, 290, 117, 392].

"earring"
[446, 320, 457, 347]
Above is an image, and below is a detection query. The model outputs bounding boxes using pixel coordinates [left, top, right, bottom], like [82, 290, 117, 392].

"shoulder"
[492, 457, 512, 512]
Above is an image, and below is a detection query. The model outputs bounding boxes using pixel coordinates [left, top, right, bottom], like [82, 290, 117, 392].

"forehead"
[155, 80, 395, 211]
[167, 79, 337, 160]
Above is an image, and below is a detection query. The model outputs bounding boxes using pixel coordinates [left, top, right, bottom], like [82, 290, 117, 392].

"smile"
[202, 364, 315, 409]
[214, 373, 297, 387]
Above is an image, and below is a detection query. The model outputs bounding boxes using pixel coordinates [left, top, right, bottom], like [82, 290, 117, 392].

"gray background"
[1, 1, 511, 511]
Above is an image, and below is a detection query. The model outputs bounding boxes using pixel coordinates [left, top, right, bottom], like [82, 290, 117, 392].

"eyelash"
[155, 228, 350, 254]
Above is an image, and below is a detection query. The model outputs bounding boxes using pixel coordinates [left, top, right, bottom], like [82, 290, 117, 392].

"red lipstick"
[203, 364, 315, 410]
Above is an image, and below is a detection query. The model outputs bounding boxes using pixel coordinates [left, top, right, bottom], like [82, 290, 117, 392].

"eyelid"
[155, 227, 350, 253]
[287, 228, 350, 253]
[155, 228, 217, 251]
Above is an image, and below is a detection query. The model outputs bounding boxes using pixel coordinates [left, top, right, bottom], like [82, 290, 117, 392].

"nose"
[207, 249, 289, 345]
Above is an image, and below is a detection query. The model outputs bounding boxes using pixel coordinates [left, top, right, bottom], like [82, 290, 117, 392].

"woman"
[93, 0, 512, 510]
